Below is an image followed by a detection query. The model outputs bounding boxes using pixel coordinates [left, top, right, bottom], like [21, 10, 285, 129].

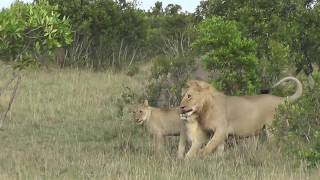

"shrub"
[126, 65, 140, 77]
[192, 16, 260, 95]
[147, 55, 195, 107]
[0, 0, 73, 68]
[259, 40, 290, 87]
[273, 73, 320, 167]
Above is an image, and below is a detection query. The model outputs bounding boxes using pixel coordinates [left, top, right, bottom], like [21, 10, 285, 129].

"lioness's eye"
[187, 94, 191, 98]
[139, 110, 143, 113]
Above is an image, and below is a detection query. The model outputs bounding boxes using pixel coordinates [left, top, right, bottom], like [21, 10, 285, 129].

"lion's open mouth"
[181, 108, 193, 114]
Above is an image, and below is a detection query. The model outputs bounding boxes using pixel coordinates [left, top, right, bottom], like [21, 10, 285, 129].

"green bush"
[259, 40, 290, 87]
[126, 65, 140, 77]
[147, 55, 195, 107]
[0, 0, 73, 68]
[192, 16, 260, 95]
[273, 73, 320, 167]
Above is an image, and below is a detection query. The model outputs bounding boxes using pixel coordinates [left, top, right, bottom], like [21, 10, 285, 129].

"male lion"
[179, 76, 302, 156]
[134, 100, 183, 154]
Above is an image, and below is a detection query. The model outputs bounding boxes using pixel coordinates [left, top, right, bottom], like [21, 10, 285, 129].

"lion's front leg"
[185, 141, 202, 158]
[199, 129, 227, 156]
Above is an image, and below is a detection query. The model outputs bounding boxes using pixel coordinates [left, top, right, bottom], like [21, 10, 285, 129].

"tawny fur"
[134, 100, 183, 154]
[179, 77, 303, 156]
[179, 113, 224, 159]
[182, 114, 211, 158]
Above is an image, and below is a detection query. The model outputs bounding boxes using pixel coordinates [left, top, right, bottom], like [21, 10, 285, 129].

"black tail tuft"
[259, 88, 270, 94]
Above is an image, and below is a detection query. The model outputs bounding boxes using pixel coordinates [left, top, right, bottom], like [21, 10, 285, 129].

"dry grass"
[0, 65, 318, 179]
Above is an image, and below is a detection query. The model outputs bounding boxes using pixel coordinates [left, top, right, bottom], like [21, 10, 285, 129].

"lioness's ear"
[143, 100, 149, 107]
[127, 104, 136, 112]
[187, 80, 210, 90]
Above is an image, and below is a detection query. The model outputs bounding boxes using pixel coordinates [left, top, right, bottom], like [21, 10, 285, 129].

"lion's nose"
[180, 106, 185, 112]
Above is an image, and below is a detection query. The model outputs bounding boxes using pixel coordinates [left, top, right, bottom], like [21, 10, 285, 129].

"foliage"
[145, 3, 196, 57]
[43, 0, 196, 69]
[292, 3, 320, 74]
[147, 55, 195, 107]
[45, 0, 147, 69]
[273, 73, 320, 167]
[126, 64, 140, 77]
[192, 17, 260, 95]
[0, 0, 73, 68]
[259, 40, 290, 86]
[196, 0, 320, 80]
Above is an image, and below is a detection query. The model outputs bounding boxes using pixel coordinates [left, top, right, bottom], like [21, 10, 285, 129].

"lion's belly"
[227, 103, 276, 136]
[228, 122, 264, 137]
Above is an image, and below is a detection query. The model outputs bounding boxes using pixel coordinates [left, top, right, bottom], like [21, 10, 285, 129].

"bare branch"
[0, 74, 21, 129]
[0, 73, 17, 97]
[128, 50, 137, 67]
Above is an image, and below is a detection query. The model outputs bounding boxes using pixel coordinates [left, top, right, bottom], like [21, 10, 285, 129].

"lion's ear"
[186, 80, 198, 87]
[181, 87, 187, 96]
[187, 80, 210, 90]
[143, 100, 149, 107]
[197, 81, 210, 89]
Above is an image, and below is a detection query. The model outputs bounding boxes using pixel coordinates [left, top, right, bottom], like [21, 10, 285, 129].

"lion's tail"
[272, 76, 303, 103]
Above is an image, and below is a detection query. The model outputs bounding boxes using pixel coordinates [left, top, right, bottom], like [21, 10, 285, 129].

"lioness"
[134, 100, 182, 154]
[179, 76, 302, 156]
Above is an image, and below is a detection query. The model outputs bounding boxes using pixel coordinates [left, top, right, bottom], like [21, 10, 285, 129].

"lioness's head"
[134, 100, 151, 125]
[180, 80, 212, 115]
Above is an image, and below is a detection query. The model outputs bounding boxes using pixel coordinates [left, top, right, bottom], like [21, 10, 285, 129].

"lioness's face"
[134, 100, 150, 125]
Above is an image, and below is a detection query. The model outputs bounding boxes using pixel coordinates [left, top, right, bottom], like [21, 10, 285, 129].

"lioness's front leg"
[154, 134, 164, 154]
[177, 124, 187, 159]
[199, 129, 227, 156]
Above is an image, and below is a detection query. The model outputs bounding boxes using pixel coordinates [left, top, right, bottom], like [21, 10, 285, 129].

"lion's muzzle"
[180, 106, 193, 114]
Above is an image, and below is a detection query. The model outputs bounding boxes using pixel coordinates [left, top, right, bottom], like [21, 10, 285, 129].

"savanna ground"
[0, 64, 319, 180]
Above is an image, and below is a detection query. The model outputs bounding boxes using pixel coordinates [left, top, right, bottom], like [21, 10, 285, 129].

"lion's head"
[134, 100, 151, 125]
[180, 80, 214, 115]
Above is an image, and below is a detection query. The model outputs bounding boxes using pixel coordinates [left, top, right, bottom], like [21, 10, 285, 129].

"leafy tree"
[146, 2, 196, 56]
[0, 0, 73, 68]
[151, 1, 163, 16]
[147, 55, 195, 107]
[164, 4, 182, 15]
[289, 3, 320, 75]
[46, 0, 147, 69]
[195, 0, 316, 85]
[192, 17, 260, 95]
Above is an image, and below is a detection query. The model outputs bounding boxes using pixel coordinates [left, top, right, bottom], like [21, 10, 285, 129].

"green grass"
[0, 66, 319, 179]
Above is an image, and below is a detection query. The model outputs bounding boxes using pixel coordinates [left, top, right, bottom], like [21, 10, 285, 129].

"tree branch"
[0, 74, 21, 129]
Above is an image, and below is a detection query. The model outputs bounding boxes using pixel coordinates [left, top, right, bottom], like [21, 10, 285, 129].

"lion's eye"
[139, 110, 143, 113]
[187, 94, 191, 98]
